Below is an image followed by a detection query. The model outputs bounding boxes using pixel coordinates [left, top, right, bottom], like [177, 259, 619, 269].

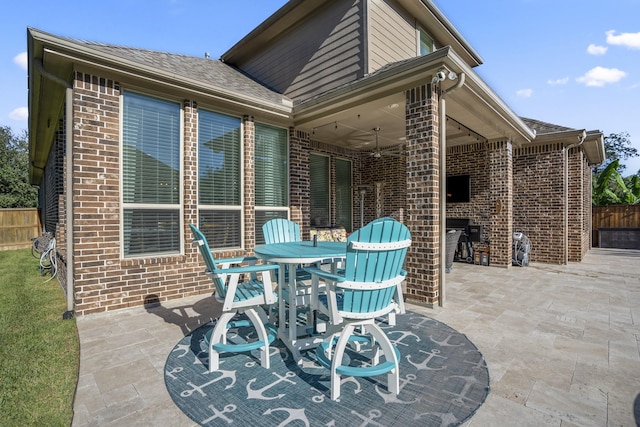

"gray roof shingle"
[72, 38, 289, 107]
[521, 117, 576, 135]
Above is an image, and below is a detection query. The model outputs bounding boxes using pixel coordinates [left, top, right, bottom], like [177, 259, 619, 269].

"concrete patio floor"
[72, 248, 640, 426]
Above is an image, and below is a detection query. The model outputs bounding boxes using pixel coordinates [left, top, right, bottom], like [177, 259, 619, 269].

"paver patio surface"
[72, 248, 640, 426]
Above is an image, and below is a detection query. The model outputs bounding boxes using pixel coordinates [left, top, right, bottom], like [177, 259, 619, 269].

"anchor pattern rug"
[164, 312, 489, 426]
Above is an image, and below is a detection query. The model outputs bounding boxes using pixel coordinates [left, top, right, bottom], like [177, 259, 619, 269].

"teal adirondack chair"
[261, 219, 313, 304]
[305, 218, 411, 400]
[190, 224, 279, 371]
[262, 218, 301, 244]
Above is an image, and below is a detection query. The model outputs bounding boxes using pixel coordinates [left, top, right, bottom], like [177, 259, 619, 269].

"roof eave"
[294, 46, 533, 145]
[28, 28, 293, 116]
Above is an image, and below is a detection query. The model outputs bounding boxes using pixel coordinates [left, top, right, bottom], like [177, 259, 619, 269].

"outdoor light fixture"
[432, 70, 458, 84]
[431, 71, 447, 84]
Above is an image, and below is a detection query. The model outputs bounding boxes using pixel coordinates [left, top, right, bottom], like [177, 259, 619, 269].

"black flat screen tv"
[446, 175, 471, 203]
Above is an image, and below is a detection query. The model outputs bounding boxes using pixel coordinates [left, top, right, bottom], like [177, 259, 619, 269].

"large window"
[122, 91, 181, 256]
[310, 154, 353, 231]
[255, 123, 288, 244]
[198, 110, 242, 249]
[310, 154, 330, 227]
[419, 28, 434, 56]
[335, 158, 352, 231]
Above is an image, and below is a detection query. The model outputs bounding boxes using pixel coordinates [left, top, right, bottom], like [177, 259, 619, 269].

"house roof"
[27, 28, 293, 184]
[74, 41, 289, 107]
[520, 118, 605, 165]
[521, 117, 575, 134]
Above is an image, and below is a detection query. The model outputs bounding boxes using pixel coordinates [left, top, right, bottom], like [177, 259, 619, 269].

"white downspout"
[438, 72, 465, 307]
[564, 130, 586, 264]
[35, 58, 74, 317]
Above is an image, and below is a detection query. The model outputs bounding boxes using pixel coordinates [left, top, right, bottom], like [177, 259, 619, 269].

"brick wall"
[445, 141, 513, 267]
[404, 84, 440, 306]
[289, 129, 311, 230]
[360, 152, 407, 228]
[68, 72, 217, 315]
[567, 147, 592, 261]
[49, 70, 593, 315]
[513, 143, 566, 264]
[446, 142, 491, 251]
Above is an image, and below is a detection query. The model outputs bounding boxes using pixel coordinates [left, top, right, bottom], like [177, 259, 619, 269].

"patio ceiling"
[293, 47, 535, 153]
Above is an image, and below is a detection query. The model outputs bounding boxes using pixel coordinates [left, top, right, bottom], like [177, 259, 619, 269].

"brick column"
[244, 116, 256, 249]
[289, 128, 311, 235]
[405, 84, 440, 306]
[183, 100, 198, 261]
[567, 147, 587, 261]
[488, 140, 513, 267]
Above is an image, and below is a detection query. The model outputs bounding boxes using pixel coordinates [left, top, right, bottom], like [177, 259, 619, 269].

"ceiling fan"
[369, 127, 403, 158]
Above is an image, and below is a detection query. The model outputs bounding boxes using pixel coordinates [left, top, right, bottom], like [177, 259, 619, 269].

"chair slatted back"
[189, 224, 226, 298]
[262, 219, 301, 244]
[341, 218, 410, 314]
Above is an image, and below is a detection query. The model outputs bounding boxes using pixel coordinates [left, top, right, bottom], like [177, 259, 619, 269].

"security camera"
[436, 71, 446, 81]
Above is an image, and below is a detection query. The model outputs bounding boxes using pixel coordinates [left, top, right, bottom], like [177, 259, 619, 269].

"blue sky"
[2, 0, 639, 174]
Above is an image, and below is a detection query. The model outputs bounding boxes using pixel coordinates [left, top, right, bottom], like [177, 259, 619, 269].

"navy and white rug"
[164, 312, 489, 426]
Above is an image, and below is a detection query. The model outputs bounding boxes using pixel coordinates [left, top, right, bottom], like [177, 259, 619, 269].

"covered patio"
[71, 248, 640, 426]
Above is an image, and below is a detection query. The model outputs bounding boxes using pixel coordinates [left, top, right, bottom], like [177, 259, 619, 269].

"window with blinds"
[255, 123, 288, 241]
[198, 110, 242, 249]
[309, 153, 330, 227]
[122, 91, 181, 256]
[335, 158, 352, 231]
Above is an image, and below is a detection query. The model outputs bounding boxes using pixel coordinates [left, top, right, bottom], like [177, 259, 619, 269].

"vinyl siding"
[234, 0, 365, 103]
[368, 0, 417, 73]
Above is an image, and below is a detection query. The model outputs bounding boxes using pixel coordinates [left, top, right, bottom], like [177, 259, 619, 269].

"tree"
[592, 159, 640, 205]
[0, 126, 38, 208]
[592, 132, 638, 176]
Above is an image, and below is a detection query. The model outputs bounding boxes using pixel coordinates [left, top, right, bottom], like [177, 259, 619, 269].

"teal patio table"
[253, 240, 346, 361]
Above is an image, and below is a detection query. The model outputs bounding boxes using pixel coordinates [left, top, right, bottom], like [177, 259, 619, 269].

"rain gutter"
[34, 58, 75, 318]
[438, 72, 465, 307]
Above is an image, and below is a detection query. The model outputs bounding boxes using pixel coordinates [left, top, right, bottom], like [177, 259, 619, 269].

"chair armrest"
[216, 256, 259, 265]
[218, 264, 279, 275]
[304, 266, 345, 283]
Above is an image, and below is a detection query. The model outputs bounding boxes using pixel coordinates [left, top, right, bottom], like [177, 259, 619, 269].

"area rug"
[164, 312, 489, 426]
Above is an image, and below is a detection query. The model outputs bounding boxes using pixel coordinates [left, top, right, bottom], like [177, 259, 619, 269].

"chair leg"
[329, 323, 356, 401]
[209, 312, 235, 372]
[368, 324, 399, 395]
[245, 308, 271, 369]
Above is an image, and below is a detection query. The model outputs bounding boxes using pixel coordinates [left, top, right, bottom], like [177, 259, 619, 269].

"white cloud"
[576, 66, 626, 87]
[606, 30, 640, 49]
[548, 77, 569, 85]
[9, 107, 28, 121]
[13, 52, 28, 70]
[516, 88, 533, 98]
[587, 44, 608, 55]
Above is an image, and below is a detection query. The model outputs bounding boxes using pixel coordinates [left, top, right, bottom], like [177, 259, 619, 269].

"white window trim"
[196, 108, 245, 252]
[119, 90, 184, 259]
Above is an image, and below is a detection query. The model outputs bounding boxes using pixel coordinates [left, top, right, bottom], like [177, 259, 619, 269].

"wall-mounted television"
[446, 175, 471, 203]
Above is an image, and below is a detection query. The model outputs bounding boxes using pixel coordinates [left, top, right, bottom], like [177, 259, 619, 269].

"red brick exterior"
[404, 84, 440, 306]
[47, 70, 594, 315]
[446, 141, 512, 267]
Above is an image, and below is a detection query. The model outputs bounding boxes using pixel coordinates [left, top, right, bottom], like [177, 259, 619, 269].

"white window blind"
[198, 110, 242, 249]
[335, 158, 352, 231]
[309, 153, 330, 227]
[122, 92, 181, 256]
[255, 123, 288, 240]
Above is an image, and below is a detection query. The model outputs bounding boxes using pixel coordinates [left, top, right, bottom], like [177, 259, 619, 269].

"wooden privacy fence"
[592, 205, 640, 249]
[0, 208, 41, 251]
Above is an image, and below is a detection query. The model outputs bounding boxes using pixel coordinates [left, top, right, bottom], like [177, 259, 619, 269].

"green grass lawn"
[0, 249, 79, 426]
